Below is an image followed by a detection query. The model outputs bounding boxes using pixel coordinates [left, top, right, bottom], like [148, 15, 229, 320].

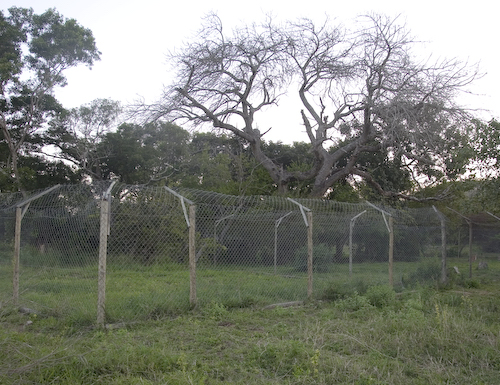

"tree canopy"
[2, 9, 497, 207]
[0, 7, 100, 193]
[141, 14, 479, 200]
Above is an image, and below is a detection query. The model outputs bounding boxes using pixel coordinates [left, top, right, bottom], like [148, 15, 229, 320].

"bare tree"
[145, 14, 478, 199]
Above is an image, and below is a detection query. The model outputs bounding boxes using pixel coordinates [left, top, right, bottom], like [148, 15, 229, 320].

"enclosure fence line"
[2, 182, 498, 326]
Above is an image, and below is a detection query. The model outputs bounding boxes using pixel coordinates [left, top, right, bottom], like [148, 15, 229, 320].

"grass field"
[1, 258, 500, 383]
[0, 257, 456, 324]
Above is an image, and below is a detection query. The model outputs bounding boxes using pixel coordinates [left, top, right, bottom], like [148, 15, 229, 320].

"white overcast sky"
[6, 0, 500, 143]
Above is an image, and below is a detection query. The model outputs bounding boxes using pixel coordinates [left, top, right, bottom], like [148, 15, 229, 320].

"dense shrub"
[365, 285, 396, 308]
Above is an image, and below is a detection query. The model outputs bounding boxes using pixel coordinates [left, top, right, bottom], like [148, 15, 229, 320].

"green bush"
[403, 259, 441, 287]
[365, 285, 396, 308]
[320, 279, 369, 301]
[334, 292, 373, 312]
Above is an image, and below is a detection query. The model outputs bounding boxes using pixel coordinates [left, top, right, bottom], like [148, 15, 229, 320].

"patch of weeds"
[320, 279, 368, 301]
[365, 285, 396, 308]
[387, 296, 426, 327]
[334, 292, 373, 312]
[203, 301, 228, 321]
[248, 339, 311, 377]
[354, 376, 385, 385]
[320, 282, 354, 301]
[462, 278, 481, 289]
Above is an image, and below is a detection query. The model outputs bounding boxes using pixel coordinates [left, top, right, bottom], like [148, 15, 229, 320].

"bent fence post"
[274, 211, 293, 275]
[307, 211, 313, 299]
[349, 210, 367, 277]
[164, 187, 197, 307]
[287, 198, 313, 299]
[366, 202, 394, 286]
[12, 185, 61, 306]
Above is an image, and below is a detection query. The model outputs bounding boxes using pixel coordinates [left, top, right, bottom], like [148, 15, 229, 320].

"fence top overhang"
[14, 184, 61, 209]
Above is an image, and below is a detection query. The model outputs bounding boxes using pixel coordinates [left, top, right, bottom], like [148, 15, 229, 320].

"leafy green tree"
[180, 132, 273, 195]
[469, 119, 500, 177]
[45, 98, 121, 180]
[0, 7, 100, 193]
[100, 121, 190, 184]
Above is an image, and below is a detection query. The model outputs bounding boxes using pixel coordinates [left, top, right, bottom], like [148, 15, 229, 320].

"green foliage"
[365, 285, 396, 308]
[44, 98, 122, 181]
[101, 121, 189, 184]
[0, 7, 100, 192]
[334, 291, 373, 312]
[196, 237, 227, 265]
[202, 301, 229, 321]
[320, 279, 369, 301]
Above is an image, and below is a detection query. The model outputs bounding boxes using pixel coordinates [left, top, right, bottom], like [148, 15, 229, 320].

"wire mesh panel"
[5, 184, 105, 322]
[296, 200, 393, 294]
[392, 207, 443, 288]
[0, 192, 19, 306]
[445, 211, 500, 279]
[178, 189, 312, 308]
[105, 184, 192, 321]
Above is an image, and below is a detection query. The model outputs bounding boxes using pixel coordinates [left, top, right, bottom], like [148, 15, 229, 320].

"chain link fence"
[1, 182, 499, 325]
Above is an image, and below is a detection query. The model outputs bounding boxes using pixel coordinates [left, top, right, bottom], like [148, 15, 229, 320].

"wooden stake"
[189, 205, 197, 307]
[307, 211, 313, 299]
[388, 216, 394, 287]
[97, 197, 109, 327]
[13, 207, 21, 305]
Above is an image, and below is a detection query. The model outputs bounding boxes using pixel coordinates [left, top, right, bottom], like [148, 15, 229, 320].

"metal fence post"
[447, 207, 473, 278]
[287, 198, 313, 299]
[366, 202, 393, 286]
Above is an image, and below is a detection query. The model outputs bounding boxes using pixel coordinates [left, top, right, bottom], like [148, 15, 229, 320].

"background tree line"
[3, 6, 500, 214]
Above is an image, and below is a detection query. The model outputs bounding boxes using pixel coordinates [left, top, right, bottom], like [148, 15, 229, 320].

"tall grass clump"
[365, 284, 396, 308]
[402, 258, 442, 287]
